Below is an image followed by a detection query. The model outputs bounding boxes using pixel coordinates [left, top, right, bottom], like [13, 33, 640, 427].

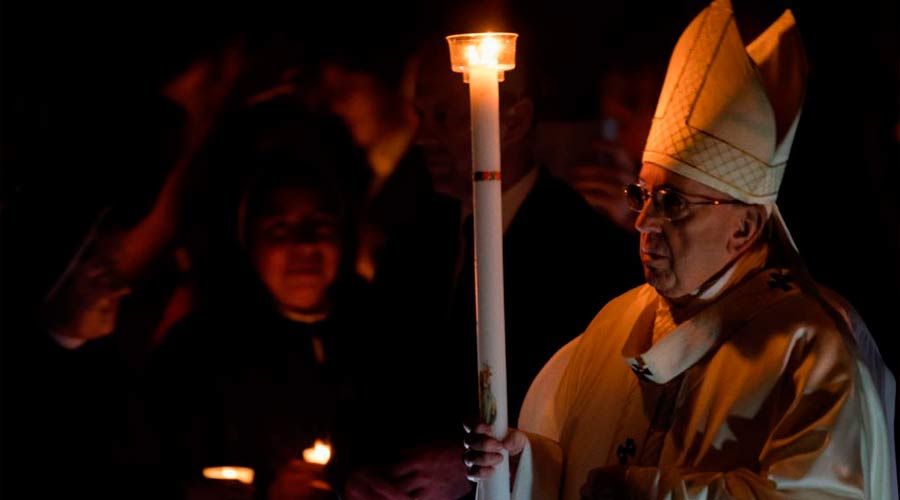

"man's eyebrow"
[648, 182, 679, 191]
[636, 179, 675, 189]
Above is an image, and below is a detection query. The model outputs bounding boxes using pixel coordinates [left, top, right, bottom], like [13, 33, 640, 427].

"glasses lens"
[658, 189, 688, 220]
[624, 184, 645, 213]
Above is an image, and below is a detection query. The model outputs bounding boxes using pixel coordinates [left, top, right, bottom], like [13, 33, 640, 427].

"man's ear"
[501, 97, 534, 147]
[728, 204, 767, 254]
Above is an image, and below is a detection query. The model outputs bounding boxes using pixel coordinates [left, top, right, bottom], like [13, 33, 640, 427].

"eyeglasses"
[623, 183, 746, 222]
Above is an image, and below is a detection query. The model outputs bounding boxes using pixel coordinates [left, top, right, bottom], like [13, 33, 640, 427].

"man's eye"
[661, 191, 686, 211]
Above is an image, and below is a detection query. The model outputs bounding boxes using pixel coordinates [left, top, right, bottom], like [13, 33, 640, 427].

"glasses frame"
[624, 183, 747, 222]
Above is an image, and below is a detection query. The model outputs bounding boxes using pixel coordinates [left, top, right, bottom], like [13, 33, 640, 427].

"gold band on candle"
[473, 171, 502, 182]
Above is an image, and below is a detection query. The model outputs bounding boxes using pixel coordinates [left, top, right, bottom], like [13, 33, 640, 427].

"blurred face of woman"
[250, 186, 342, 314]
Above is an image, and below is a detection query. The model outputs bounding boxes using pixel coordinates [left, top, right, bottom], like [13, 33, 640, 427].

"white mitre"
[642, 0, 807, 205]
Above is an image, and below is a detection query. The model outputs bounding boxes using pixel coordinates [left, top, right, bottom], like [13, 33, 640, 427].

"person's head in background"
[244, 167, 344, 320]
[564, 57, 665, 231]
[315, 35, 419, 188]
[594, 59, 663, 166]
[237, 113, 367, 321]
[411, 38, 537, 203]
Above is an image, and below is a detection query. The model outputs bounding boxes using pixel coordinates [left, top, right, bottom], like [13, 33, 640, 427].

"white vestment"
[514, 250, 896, 499]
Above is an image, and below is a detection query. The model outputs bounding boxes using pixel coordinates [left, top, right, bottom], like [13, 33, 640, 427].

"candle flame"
[302, 440, 332, 465]
[446, 32, 517, 74]
[202, 466, 255, 485]
[465, 36, 502, 67]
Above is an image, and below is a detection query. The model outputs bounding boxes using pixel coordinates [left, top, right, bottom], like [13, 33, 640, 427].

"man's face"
[321, 65, 386, 149]
[635, 163, 743, 299]
[413, 67, 473, 201]
[250, 186, 342, 314]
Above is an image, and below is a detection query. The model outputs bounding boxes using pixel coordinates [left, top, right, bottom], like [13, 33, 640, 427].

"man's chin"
[645, 269, 676, 295]
[279, 288, 329, 312]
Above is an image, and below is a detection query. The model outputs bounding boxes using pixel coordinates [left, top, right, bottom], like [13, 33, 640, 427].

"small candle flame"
[202, 466, 255, 485]
[446, 32, 517, 74]
[465, 36, 502, 67]
[302, 440, 332, 465]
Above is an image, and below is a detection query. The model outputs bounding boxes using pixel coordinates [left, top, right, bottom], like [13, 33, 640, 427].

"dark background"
[1, 0, 898, 371]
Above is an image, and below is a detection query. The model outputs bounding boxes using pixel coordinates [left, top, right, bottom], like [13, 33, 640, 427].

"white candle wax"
[469, 63, 511, 500]
[447, 32, 517, 500]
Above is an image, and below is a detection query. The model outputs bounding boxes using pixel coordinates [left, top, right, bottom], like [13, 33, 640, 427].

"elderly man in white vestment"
[463, 1, 898, 498]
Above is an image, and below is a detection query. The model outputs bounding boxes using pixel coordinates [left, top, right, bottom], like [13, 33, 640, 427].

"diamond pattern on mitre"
[643, 0, 785, 201]
[747, 9, 808, 167]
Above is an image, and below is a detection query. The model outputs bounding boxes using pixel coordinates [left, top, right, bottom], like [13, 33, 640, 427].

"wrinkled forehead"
[638, 162, 733, 200]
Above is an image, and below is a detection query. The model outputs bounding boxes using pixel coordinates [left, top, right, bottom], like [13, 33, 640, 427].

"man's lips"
[640, 249, 668, 261]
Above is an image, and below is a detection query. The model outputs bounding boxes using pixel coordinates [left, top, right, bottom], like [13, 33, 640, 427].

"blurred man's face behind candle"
[413, 60, 473, 201]
[412, 42, 535, 202]
[250, 186, 342, 315]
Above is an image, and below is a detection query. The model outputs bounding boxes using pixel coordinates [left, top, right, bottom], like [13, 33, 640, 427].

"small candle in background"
[300, 440, 333, 492]
[302, 439, 332, 465]
[202, 466, 255, 485]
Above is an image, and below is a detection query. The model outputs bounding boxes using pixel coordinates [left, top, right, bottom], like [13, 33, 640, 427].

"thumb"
[502, 430, 527, 456]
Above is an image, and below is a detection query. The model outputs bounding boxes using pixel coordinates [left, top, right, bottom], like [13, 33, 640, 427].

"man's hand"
[162, 40, 245, 154]
[387, 441, 473, 500]
[567, 140, 637, 231]
[579, 465, 628, 500]
[462, 423, 527, 483]
[46, 255, 131, 344]
[343, 466, 411, 500]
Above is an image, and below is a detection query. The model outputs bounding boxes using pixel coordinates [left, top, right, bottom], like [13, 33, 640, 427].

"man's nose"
[634, 198, 664, 234]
